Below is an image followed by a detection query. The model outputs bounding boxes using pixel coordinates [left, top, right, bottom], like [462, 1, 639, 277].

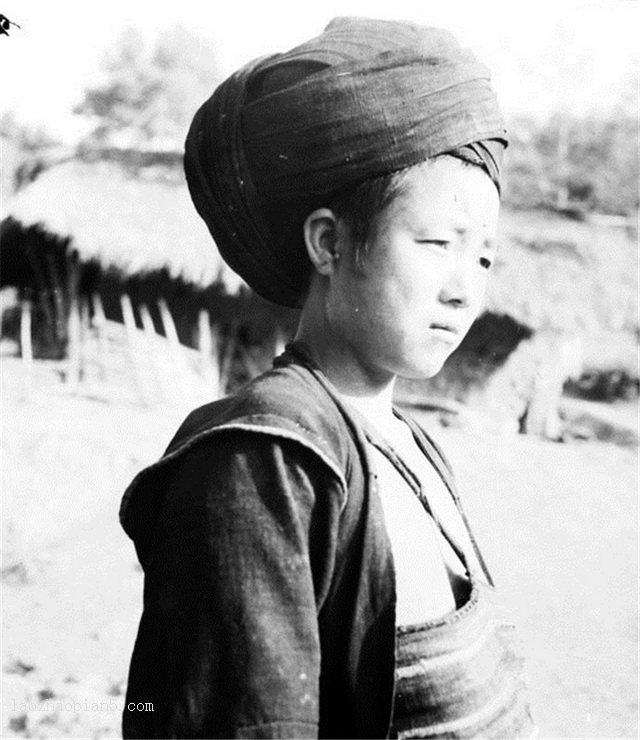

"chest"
[367, 420, 480, 625]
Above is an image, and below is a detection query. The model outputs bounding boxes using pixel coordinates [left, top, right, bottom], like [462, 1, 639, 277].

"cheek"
[325, 271, 376, 335]
[397, 267, 443, 311]
[473, 270, 491, 306]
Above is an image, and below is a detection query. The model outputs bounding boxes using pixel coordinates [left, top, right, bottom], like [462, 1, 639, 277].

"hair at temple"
[263, 147, 489, 296]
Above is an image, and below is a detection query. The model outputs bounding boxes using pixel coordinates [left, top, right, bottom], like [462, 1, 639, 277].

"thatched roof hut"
[3, 156, 637, 432]
[4, 156, 636, 369]
[5, 158, 636, 337]
[487, 209, 637, 336]
[3, 159, 243, 293]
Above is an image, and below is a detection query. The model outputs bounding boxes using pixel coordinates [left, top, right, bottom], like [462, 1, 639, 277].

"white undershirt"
[340, 395, 474, 625]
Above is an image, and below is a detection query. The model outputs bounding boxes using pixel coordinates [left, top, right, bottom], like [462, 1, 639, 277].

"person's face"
[325, 156, 500, 385]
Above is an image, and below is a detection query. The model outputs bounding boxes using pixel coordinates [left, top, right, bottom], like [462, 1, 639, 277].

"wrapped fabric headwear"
[184, 17, 508, 307]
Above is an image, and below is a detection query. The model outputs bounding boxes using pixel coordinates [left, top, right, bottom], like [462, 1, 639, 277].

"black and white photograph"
[1, 1, 638, 738]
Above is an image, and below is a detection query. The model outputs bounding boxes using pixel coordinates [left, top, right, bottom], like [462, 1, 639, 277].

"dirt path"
[427, 421, 638, 739]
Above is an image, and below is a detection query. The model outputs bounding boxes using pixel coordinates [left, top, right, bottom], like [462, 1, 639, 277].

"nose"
[438, 259, 474, 308]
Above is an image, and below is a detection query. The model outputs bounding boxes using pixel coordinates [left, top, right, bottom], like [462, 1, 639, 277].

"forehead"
[383, 156, 500, 234]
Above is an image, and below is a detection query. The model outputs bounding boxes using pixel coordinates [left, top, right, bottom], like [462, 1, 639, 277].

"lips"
[429, 322, 459, 335]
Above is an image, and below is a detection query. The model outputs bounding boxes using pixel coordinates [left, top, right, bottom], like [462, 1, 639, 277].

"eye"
[418, 239, 450, 249]
[479, 256, 493, 270]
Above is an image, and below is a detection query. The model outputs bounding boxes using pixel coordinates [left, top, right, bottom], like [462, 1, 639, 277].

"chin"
[399, 356, 448, 380]
[392, 336, 462, 380]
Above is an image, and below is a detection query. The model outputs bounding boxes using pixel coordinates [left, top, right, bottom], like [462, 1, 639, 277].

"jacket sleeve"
[123, 430, 346, 739]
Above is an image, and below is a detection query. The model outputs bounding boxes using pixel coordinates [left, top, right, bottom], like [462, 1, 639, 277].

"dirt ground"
[2, 357, 638, 739]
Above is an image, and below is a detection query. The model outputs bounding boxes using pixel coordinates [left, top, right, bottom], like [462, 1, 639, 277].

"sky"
[1, 0, 637, 142]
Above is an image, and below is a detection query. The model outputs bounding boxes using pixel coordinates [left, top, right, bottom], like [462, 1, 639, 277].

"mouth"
[429, 322, 459, 335]
[428, 323, 461, 344]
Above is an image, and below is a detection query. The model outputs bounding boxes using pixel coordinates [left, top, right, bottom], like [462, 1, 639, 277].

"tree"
[74, 26, 221, 150]
[503, 111, 639, 216]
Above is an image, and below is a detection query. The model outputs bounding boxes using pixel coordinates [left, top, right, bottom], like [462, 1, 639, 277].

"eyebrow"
[451, 228, 497, 250]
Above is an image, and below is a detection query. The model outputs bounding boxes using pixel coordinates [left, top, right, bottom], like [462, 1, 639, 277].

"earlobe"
[303, 208, 341, 276]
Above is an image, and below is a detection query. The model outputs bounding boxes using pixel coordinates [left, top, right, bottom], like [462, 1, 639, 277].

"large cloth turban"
[185, 17, 507, 307]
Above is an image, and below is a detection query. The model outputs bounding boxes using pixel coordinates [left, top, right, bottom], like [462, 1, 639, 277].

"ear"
[303, 208, 341, 276]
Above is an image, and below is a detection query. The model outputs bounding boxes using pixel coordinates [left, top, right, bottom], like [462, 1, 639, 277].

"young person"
[120, 17, 536, 739]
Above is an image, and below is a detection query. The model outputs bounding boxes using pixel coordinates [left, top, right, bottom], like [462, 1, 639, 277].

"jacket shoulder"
[167, 361, 351, 465]
[120, 360, 357, 537]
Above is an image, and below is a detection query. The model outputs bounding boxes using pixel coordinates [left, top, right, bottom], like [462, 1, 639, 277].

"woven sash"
[392, 582, 536, 739]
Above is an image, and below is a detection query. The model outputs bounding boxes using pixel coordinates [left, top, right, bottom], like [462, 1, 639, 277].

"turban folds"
[185, 17, 508, 306]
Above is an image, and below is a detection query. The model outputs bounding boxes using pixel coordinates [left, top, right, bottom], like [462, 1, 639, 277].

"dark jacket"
[120, 346, 458, 739]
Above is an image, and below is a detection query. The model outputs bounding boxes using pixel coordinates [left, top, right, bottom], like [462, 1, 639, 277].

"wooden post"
[219, 321, 238, 396]
[139, 303, 156, 337]
[64, 252, 82, 388]
[157, 298, 193, 404]
[211, 322, 222, 398]
[522, 335, 583, 440]
[66, 296, 81, 389]
[20, 300, 33, 396]
[91, 292, 106, 326]
[45, 250, 67, 357]
[121, 294, 152, 406]
[197, 309, 220, 398]
[198, 309, 213, 360]
[139, 302, 173, 403]
[79, 296, 91, 385]
[91, 293, 107, 383]
[157, 298, 180, 345]
[23, 233, 56, 352]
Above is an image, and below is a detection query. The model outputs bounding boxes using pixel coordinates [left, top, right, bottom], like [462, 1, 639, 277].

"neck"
[295, 289, 397, 415]
[337, 385, 397, 429]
